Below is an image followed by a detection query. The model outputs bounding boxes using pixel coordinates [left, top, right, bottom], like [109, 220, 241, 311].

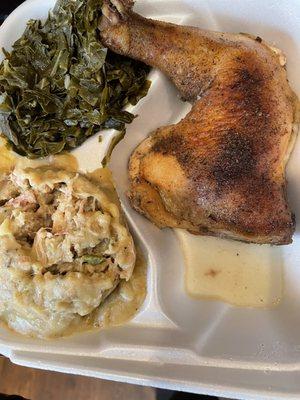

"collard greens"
[0, 0, 150, 158]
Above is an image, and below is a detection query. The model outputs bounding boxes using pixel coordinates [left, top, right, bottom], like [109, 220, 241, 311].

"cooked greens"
[81, 255, 104, 265]
[0, 0, 150, 158]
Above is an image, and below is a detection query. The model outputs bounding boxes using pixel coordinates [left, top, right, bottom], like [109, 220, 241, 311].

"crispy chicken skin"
[100, 0, 299, 244]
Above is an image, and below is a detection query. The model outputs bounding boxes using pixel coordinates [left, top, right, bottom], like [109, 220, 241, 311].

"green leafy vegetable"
[101, 128, 126, 167]
[0, 0, 150, 158]
[81, 255, 104, 265]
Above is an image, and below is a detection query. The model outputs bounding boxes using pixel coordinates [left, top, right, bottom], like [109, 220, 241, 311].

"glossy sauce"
[176, 230, 282, 307]
[55, 247, 147, 337]
[85, 168, 147, 329]
[0, 137, 17, 171]
[0, 137, 147, 337]
[89, 248, 147, 330]
[46, 153, 78, 172]
[0, 136, 78, 172]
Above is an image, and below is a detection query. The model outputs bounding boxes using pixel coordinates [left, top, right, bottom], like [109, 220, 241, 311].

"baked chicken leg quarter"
[100, 0, 299, 244]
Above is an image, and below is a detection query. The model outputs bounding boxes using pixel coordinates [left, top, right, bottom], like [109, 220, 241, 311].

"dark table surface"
[0, 1, 25, 23]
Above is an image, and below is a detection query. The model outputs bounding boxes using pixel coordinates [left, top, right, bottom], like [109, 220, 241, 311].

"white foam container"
[1, 0, 300, 398]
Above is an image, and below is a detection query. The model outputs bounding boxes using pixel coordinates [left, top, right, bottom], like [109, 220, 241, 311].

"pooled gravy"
[176, 230, 282, 308]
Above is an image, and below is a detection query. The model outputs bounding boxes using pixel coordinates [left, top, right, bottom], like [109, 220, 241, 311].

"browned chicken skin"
[100, 0, 299, 245]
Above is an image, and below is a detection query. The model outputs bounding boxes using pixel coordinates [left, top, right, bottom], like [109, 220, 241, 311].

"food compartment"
[0, 0, 300, 376]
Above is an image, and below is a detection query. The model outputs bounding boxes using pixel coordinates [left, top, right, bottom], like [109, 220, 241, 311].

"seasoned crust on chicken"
[100, 0, 299, 244]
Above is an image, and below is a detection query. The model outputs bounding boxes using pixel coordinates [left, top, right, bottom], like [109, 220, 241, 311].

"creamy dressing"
[176, 230, 282, 307]
[0, 136, 78, 172]
[0, 138, 147, 338]
[46, 153, 78, 172]
[36, 247, 147, 338]
[0, 137, 17, 171]
[85, 248, 147, 331]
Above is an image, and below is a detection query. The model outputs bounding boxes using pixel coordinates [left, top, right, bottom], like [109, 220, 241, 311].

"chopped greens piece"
[81, 255, 104, 265]
[101, 128, 126, 167]
[0, 0, 150, 158]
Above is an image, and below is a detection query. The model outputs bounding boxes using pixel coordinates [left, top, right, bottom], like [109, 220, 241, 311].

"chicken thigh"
[100, 0, 299, 244]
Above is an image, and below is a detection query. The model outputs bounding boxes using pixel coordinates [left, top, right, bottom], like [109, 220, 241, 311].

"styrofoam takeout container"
[1, 0, 300, 398]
